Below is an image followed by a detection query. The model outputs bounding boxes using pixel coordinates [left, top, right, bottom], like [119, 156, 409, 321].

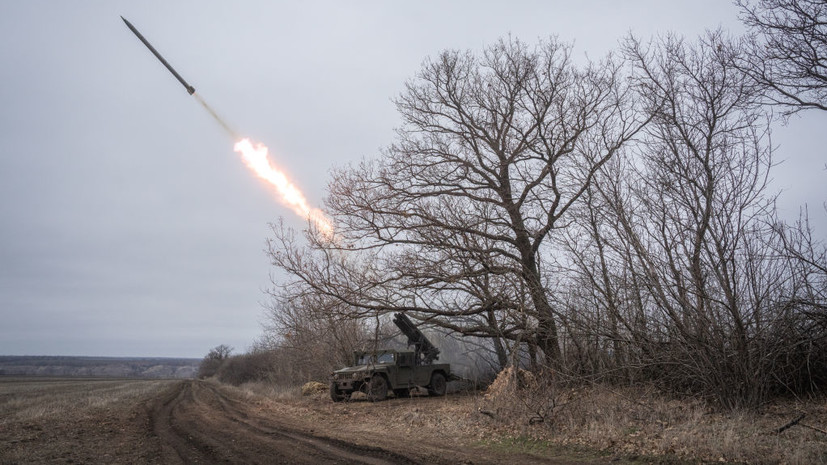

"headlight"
[352, 372, 360, 379]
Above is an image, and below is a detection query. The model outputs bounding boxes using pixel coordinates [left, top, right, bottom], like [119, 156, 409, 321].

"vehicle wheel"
[427, 372, 446, 396]
[367, 374, 388, 402]
[393, 388, 410, 398]
[330, 381, 347, 402]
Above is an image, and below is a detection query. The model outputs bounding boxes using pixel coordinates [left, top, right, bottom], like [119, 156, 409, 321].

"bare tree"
[267, 37, 644, 367]
[582, 30, 817, 408]
[261, 286, 374, 378]
[558, 176, 635, 381]
[737, 0, 827, 112]
[197, 344, 233, 379]
[771, 212, 827, 390]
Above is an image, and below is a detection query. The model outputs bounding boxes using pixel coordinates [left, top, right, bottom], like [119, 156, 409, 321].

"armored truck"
[329, 313, 452, 402]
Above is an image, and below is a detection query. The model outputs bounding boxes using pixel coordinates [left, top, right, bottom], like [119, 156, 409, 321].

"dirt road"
[1, 378, 577, 464]
[148, 381, 418, 464]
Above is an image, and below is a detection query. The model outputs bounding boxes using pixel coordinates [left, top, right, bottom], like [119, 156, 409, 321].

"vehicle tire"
[393, 388, 411, 398]
[330, 381, 347, 402]
[427, 372, 446, 396]
[367, 374, 388, 402]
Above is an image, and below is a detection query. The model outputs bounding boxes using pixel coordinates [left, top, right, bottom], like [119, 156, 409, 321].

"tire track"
[147, 381, 215, 463]
[201, 382, 420, 465]
[146, 380, 419, 464]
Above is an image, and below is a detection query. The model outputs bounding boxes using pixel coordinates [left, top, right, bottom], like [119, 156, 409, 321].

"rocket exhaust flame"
[189, 95, 332, 236]
[121, 16, 333, 239]
[193, 95, 333, 239]
[233, 139, 334, 238]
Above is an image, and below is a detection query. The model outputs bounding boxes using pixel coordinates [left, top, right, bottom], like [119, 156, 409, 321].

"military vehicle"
[329, 313, 452, 402]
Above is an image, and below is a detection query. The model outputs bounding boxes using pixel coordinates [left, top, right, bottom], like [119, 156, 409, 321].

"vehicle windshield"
[356, 353, 394, 365]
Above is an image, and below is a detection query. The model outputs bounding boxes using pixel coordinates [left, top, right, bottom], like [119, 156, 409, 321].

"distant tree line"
[0, 355, 199, 379]
[243, 0, 827, 409]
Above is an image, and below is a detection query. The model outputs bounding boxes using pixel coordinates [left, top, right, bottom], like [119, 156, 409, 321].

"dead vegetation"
[301, 381, 328, 396]
[476, 369, 827, 464]
[208, 371, 827, 463]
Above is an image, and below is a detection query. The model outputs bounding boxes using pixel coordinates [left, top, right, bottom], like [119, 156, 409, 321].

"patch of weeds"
[478, 435, 612, 461]
[483, 435, 553, 454]
[479, 435, 701, 464]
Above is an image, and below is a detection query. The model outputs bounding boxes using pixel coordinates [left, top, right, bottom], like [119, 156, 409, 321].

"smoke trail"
[193, 93, 239, 140]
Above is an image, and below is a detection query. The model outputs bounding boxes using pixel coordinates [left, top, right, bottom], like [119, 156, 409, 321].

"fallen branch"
[799, 422, 827, 436]
[478, 409, 496, 420]
[775, 413, 806, 434]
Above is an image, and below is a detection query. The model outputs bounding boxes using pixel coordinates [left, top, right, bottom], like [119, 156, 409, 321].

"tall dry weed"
[477, 370, 827, 464]
[235, 380, 301, 400]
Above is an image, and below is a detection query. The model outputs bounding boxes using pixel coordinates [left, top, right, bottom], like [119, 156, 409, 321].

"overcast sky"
[1, 1, 823, 358]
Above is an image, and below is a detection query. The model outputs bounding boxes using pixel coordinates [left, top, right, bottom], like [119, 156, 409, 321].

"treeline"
[197, 318, 395, 385]
[231, 0, 826, 410]
[0, 356, 198, 379]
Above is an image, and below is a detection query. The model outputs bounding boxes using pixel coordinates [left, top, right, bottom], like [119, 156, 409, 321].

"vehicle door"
[396, 352, 415, 388]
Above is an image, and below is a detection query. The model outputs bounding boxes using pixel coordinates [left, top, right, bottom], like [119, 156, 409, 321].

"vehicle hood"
[333, 364, 385, 375]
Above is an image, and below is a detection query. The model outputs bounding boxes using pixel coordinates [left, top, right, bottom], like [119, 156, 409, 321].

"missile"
[121, 16, 195, 95]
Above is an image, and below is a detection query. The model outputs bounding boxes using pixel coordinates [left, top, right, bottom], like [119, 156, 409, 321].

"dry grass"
[210, 376, 827, 463]
[478, 372, 827, 464]
[300, 381, 328, 396]
[233, 379, 302, 400]
[0, 377, 177, 423]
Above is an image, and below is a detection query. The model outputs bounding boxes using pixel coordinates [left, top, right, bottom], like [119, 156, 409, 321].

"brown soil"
[147, 380, 424, 464]
[0, 378, 591, 464]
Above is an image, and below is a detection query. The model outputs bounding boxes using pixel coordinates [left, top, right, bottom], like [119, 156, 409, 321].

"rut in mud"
[147, 380, 419, 465]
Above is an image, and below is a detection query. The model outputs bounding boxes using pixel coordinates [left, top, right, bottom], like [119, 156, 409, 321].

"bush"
[197, 344, 232, 379]
[216, 351, 276, 386]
